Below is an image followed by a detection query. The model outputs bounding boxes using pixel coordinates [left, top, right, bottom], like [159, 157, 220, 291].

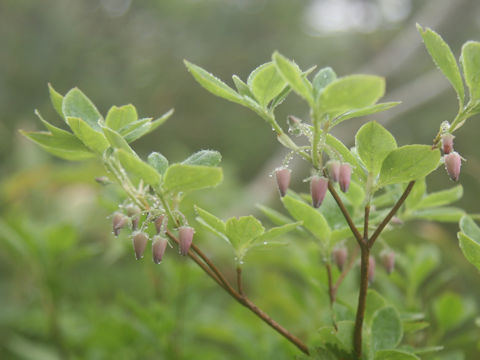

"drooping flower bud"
[327, 160, 341, 183]
[154, 214, 166, 234]
[339, 163, 352, 193]
[125, 204, 141, 217]
[333, 247, 348, 271]
[112, 212, 128, 237]
[310, 176, 328, 208]
[132, 231, 149, 260]
[381, 251, 395, 275]
[444, 152, 461, 181]
[368, 256, 376, 284]
[131, 216, 140, 231]
[95, 176, 111, 185]
[441, 133, 454, 154]
[178, 226, 194, 256]
[152, 235, 168, 264]
[275, 168, 291, 197]
[390, 216, 403, 226]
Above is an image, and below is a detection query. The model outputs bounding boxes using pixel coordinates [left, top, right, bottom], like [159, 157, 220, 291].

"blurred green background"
[1, 0, 480, 359]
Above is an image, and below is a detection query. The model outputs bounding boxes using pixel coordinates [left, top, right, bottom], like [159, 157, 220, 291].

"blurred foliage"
[1, 0, 480, 359]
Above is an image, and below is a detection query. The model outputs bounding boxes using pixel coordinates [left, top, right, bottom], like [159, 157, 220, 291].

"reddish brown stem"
[326, 263, 335, 305]
[354, 246, 370, 359]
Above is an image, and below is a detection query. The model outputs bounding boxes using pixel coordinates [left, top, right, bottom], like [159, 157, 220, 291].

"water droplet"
[263, 241, 268, 245]
[239, 260, 244, 265]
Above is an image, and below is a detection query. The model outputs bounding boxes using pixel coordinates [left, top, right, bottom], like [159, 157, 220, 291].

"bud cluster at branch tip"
[333, 247, 348, 271]
[179, 226, 194, 256]
[132, 231, 149, 260]
[310, 175, 328, 208]
[339, 163, 352, 193]
[275, 168, 291, 197]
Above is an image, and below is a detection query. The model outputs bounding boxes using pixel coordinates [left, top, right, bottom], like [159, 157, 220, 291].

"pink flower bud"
[125, 204, 141, 217]
[131, 216, 140, 231]
[152, 235, 168, 264]
[333, 247, 348, 271]
[179, 226, 194, 256]
[112, 212, 128, 237]
[444, 152, 461, 181]
[339, 163, 352, 193]
[382, 251, 395, 275]
[132, 231, 149, 260]
[390, 216, 403, 226]
[310, 176, 328, 208]
[327, 161, 341, 182]
[154, 215, 166, 234]
[441, 133, 454, 154]
[275, 168, 291, 197]
[368, 256, 376, 284]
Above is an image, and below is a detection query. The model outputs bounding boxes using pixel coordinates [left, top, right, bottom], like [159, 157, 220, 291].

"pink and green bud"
[112, 212, 128, 237]
[152, 235, 168, 264]
[444, 151, 461, 181]
[287, 115, 302, 136]
[125, 204, 141, 217]
[275, 168, 291, 197]
[339, 163, 352, 193]
[132, 231, 149, 260]
[441, 133, 454, 154]
[333, 247, 348, 271]
[179, 226, 194, 256]
[368, 256, 376, 284]
[327, 161, 341, 183]
[310, 176, 328, 208]
[154, 215, 166, 234]
[381, 251, 395, 274]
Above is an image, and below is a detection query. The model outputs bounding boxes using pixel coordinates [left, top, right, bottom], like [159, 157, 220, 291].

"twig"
[236, 267, 245, 296]
[354, 246, 370, 359]
[368, 181, 415, 248]
[327, 181, 364, 245]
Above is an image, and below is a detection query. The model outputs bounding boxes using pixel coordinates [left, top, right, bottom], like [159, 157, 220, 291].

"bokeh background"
[1, 0, 480, 359]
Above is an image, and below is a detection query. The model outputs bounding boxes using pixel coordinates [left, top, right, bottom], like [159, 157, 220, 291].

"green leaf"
[433, 292, 464, 332]
[417, 25, 465, 105]
[48, 83, 64, 119]
[225, 216, 265, 251]
[122, 109, 174, 143]
[375, 350, 420, 360]
[147, 152, 169, 175]
[356, 122, 397, 176]
[163, 164, 223, 194]
[194, 206, 226, 234]
[458, 215, 480, 272]
[105, 105, 138, 131]
[272, 52, 313, 104]
[182, 150, 222, 167]
[19, 130, 94, 161]
[34, 110, 67, 136]
[184, 60, 244, 105]
[102, 127, 136, 155]
[332, 102, 400, 127]
[232, 75, 254, 98]
[416, 185, 463, 209]
[62, 88, 103, 130]
[378, 145, 440, 186]
[318, 75, 385, 118]
[404, 179, 426, 210]
[460, 41, 480, 102]
[312, 67, 336, 98]
[66, 117, 109, 154]
[371, 306, 403, 352]
[116, 149, 162, 187]
[247, 62, 287, 108]
[408, 207, 465, 222]
[254, 222, 302, 244]
[365, 289, 387, 325]
[281, 195, 331, 246]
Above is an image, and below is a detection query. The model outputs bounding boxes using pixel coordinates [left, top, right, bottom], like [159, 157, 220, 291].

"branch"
[327, 181, 364, 246]
[166, 230, 310, 355]
[368, 181, 415, 248]
[236, 267, 245, 296]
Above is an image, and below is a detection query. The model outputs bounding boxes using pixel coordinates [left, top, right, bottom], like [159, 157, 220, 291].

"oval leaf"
[62, 88, 103, 130]
[105, 104, 138, 131]
[225, 216, 264, 251]
[371, 306, 403, 352]
[163, 164, 223, 194]
[461, 41, 480, 103]
[378, 145, 440, 186]
[375, 350, 419, 360]
[147, 152, 169, 175]
[116, 149, 162, 187]
[356, 121, 397, 176]
[247, 62, 287, 107]
[417, 25, 465, 105]
[182, 150, 222, 167]
[66, 116, 109, 154]
[458, 215, 480, 272]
